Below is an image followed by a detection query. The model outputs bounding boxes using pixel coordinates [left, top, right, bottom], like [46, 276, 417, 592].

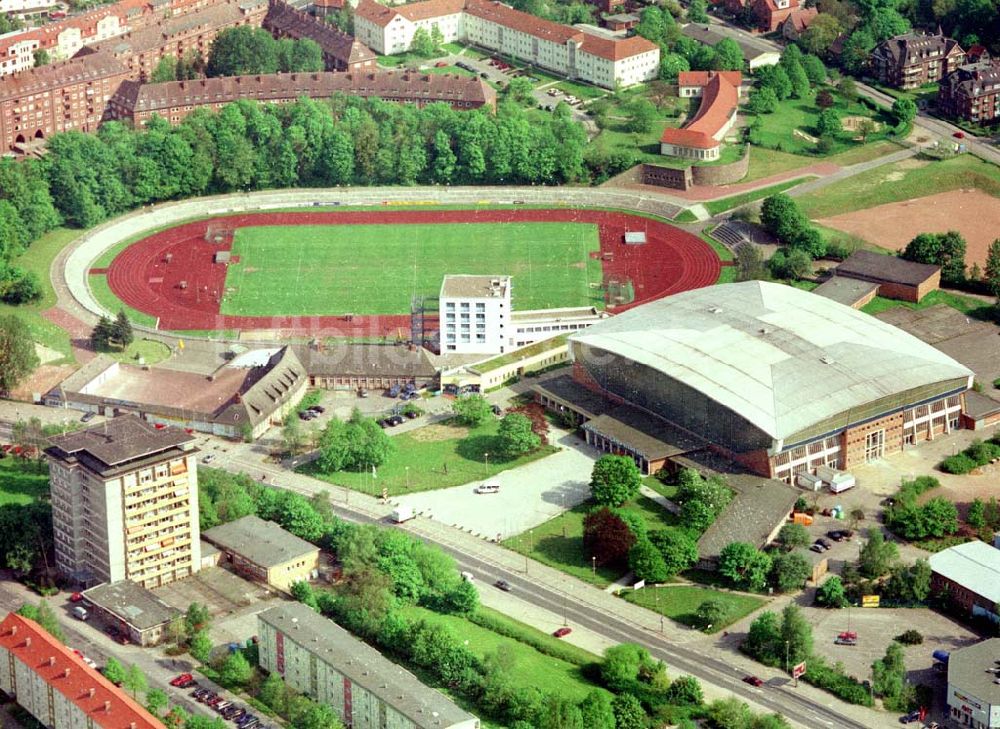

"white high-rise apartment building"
[440, 274, 510, 354]
[45, 415, 201, 589]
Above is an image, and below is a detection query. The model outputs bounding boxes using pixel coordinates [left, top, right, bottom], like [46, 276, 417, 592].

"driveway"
[394, 425, 598, 539]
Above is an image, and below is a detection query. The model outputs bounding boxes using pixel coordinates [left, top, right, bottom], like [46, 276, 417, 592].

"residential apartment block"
[0, 53, 129, 149]
[871, 32, 965, 89]
[939, 61, 1000, 124]
[105, 69, 496, 125]
[258, 602, 479, 729]
[440, 274, 510, 354]
[44, 416, 201, 589]
[353, 0, 659, 89]
[0, 612, 165, 729]
[262, 0, 376, 71]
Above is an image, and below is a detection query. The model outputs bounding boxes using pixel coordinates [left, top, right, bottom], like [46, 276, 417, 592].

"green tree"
[786, 59, 810, 98]
[659, 52, 690, 80]
[780, 603, 812, 666]
[151, 56, 178, 83]
[628, 538, 668, 582]
[122, 664, 147, 699]
[891, 97, 917, 125]
[816, 108, 842, 137]
[769, 552, 811, 593]
[885, 558, 932, 605]
[189, 630, 213, 663]
[504, 76, 534, 105]
[760, 193, 807, 243]
[146, 688, 169, 715]
[858, 528, 898, 579]
[259, 671, 286, 713]
[757, 64, 792, 99]
[410, 27, 435, 57]
[743, 610, 782, 663]
[799, 54, 827, 85]
[984, 239, 1000, 298]
[33, 601, 64, 641]
[589, 455, 641, 507]
[91, 315, 115, 350]
[207, 26, 279, 77]
[748, 86, 779, 114]
[635, 5, 666, 42]
[687, 0, 709, 22]
[185, 602, 211, 638]
[626, 99, 657, 133]
[0, 315, 39, 393]
[33, 49, 50, 67]
[578, 690, 616, 729]
[276, 38, 324, 73]
[815, 575, 848, 608]
[601, 643, 660, 691]
[776, 523, 810, 551]
[452, 394, 493, 426]
[537, 695, 583, 729]
[714, 38, 744, 71]
[611, 692, 646, 729]
[718, 542, 773, 592]
[707, 697, 752, 728]
[496, 413, 539, 458]
[735, 239, 768, 281]
[799, 14, 842, 55]
[666, 675, 704, 706]
[164, 706, 189, 729]
[901, 230, 967, 284]
[113, 309, 134, 347]
[768, 248, 813, 279]
[968, 497, 987, 529]
[220, 650, 253, 687]
[648, 528, 698, 576]
[695, 599, 730, 631]
[841, 29, 875, 74]
[103, 657, 126, 685]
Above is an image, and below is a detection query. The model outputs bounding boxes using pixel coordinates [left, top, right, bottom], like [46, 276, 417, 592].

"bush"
[894, 629, 923, 645]
[802, 656, 874, 707]
[941, 453, 979, 474]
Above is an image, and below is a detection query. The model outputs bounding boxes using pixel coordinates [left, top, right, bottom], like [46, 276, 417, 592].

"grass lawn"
[398, 605, 604, 702]
[0, 458, 49, 506]
[502, 496, 680, 588]
[742, 140, 902, 182]
[423, 64, 475, 77]
[797, 153, 1000, 219]
[703, 178, 810, 216]
[555, 79, 607, 100]
[88, 274, 158, 328]
[0, 228, 84, 363]
[642, 475, 677, 501]
[221, 223, 603, 316]
[621, 585, 767, 633]
[673, 210, 698, 223]
[716, 266, 738, 284]
[861, 288, 993, 317]
[95, 337, 171, 365]
[298, 417, 558, 496]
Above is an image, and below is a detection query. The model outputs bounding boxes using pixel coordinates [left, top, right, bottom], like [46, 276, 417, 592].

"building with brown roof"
[106, 68, 495, 124]
[262, 0, 375, 71]
[45, 415, 201, 588]
[780, 5, 817, 39]
[294, 343, 439, 391]
[0, 53, 129, 150]
[75, 0, 269, 82]
[872, 32, 965, 89]
[939, 61, 1000, 124]
[833, 250, 941, 302]
[660, 70, 741, 160]
[353, 0, 659, 89]
[0, 612, 167, 729]
[749, 0, 815, 33]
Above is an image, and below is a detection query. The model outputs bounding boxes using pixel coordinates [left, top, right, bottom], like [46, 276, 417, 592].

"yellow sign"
[862, 595, 880, 608]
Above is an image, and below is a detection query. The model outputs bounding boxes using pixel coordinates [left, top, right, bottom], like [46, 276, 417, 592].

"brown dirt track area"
[818, 189, 1000, 266]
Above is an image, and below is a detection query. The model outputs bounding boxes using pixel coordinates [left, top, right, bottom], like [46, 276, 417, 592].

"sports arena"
[545, 281, 974, 481]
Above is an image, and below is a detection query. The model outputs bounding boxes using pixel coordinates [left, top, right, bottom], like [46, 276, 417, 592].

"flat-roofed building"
[946, 638, 1000, 728]
[930, 540, 1000, 623]
[202, 515, 319, 592]
[81, 579, 181, 646]
[440, 274, 510, 355]
[0, 612, 166, 729]
[45, 416, 201, 589]
[258, 602, 479, 729]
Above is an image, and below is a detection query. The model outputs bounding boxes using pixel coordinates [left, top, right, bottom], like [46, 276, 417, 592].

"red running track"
[105, 209, 721, 335]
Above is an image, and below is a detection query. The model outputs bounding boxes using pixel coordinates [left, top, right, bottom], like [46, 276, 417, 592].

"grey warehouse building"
[565, 282, 973, 482]
[948, 638, 1000, 727]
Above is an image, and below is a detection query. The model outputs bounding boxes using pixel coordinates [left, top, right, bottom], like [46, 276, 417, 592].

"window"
[864, 430, 885, 462]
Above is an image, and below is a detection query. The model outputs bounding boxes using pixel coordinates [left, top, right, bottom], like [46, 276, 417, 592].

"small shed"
[214, 251, 231, 264]
[624, 232, 647, 245]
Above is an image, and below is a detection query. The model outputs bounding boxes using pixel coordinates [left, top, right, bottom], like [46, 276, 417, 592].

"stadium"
[537, 281, 974, 481]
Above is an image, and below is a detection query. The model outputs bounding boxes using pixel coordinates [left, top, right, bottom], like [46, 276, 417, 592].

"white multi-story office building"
[354, 0, 659, 89]
[258, 603, 479, 729]
[440, 274, 510, 355]
[45, 415, 201, 589]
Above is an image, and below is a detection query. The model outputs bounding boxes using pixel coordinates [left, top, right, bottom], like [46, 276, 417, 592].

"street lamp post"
[591, 555, 596, 576]
[484, 452, 490, 471]
[785, 641, 790, 675]
[405, 466, 410, 489]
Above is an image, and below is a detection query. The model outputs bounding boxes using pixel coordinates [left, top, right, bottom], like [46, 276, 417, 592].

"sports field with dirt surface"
[817, 188, 1000, 267]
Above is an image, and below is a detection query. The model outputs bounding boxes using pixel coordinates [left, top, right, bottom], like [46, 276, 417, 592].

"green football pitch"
[220, 222, 604, 316]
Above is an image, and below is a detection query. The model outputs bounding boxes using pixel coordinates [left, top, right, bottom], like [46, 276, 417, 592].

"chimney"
[88, 688, 96, 699]
[63, 668, 70, 678]
[46, 656, 55, 666]
[23, 637, 30, 648]
[9, 626, 15, 636]
[104, 701, 111, 713]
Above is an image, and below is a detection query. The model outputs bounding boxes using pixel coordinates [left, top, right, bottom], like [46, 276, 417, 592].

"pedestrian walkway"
[789, 146, 919, 198]
[638, 485, 680, 514]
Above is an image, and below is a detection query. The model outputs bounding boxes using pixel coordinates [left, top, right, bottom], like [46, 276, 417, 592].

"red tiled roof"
[0, 613, 165, 729]
[677, 70, 742, 87]
[579, 32, 657, 61]
[660, 72, 739, 149]
[354, 0, 397, 28]
[782, 7, 817, 32]
[464, 0, 581, 44]
[397, 0, 466, 21]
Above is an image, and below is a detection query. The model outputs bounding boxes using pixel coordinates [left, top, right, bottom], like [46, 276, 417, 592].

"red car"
[743, 675, 764, 687]
[552, 627, 572, 638]
[70, 593, 84, 602]
[953, 131, 965, 139]
[170, 673, 194, 687]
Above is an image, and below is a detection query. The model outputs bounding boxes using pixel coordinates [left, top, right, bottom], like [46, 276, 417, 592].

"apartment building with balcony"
[44, 416, 201, 589]
[872, 32, 965, 89]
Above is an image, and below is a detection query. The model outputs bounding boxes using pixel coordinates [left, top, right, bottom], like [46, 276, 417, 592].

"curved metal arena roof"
[570, 281, 972, 442]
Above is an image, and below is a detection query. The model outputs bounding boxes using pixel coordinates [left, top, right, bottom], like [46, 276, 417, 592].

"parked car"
[309, 405, 325, 414]
[435, 61, 448, 67]
[202, 454, 215, 464]
[70, 592, 84, 602]
[900, 711, 921, 724]
[953, 131, 965, 139]
[192, 688, 211, 700]
[809, 544, 825, 553]
[170, 673, 194, 687]
[815, 538, 832, 550]
[553, 627, 572, 638]
[388, 415, 404, 426]
[206, 696, 224, 707]
[81, 412, 96, 423]
[827, 530, 846, 541]
[494, 579, 511, 592]
[214, 701, 233, 712]
[742, 675, 764, 687]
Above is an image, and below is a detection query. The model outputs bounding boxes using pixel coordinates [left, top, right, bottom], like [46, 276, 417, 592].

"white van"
[475, 482, 500, 495]
[460, 571, 475, 582]
[72, 606, 88, 621]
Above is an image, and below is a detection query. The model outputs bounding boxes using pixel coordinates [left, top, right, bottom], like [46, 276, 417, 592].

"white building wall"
[0, 0, 53, 13]
[441, 291, 509, 354]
